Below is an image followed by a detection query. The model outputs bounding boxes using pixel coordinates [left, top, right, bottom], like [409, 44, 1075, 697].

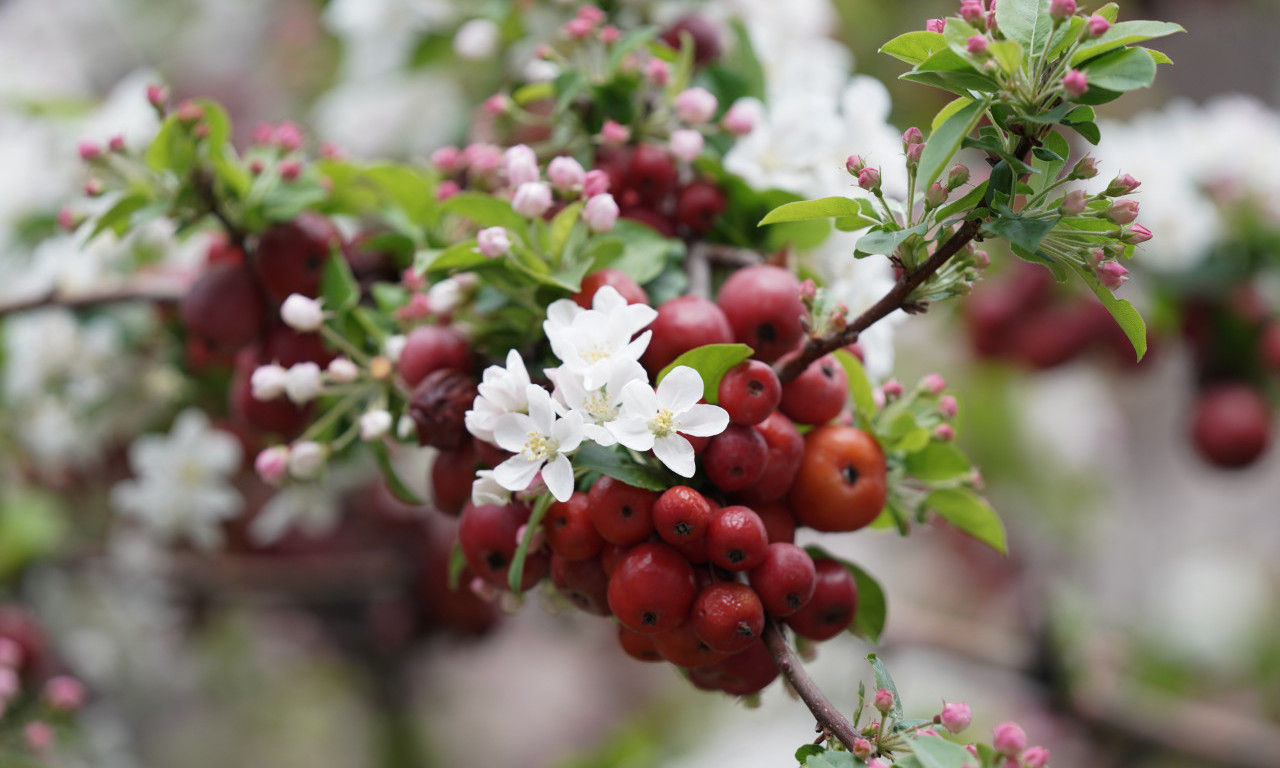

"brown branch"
[0, 273, 190, 317]
[192, 166, 249, 255]
[763, 621, 862, 750]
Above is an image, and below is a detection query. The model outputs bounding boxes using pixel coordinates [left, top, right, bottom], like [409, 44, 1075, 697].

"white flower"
[248, 463, 367, 545]
[583, 193, 619, 232]
[512, 182, 553, 218]
[251, 364, 289, 401]
[669, 129, 705, 162]
[503, 144, 540, 188]
[327, 357, 360, 383]
[427, 276, 467, 313]
[465, 349, 532, 443]
[471, 469, 511, 507]
[477, 226, 512, 258]
[284, 362, 324, 404]
[551, 359, 648, 446]
[288, 441, 327, 479]
[492, 384, 584, 501]
[280, 294, 325, 332]
[609, 366, 729, 477]
[360, 409, 393, 441]
[544, 285, 657, 390]
[384, 334, 407, 362]
[397, 414, 416, 440]
[110, 409, 243, 549]
[453, 18, 499, 60]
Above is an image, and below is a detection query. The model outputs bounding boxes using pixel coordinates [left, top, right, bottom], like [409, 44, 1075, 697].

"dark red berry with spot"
[784, 558, 858, 641]
[703, 424, 768, 492]
[544, 492, 604, 561]
[675, 182, 726, 234]
[778, 352, 847, 425]
[706, 505, 769, 571]
[642, 295, 734, 375]
[254, 212, 344, 302]
[687, 639, 778, 696]
[588, 476, 659, 546]
[748, 543, 816, 617]
[652, 622, 731, 668]
[181, 263, 264, 350]
[691, 582, 765, 654]
[607, 542, 696, 633]
[550, 553, 611, 616]
[399, 325, 473, 388]
[457, 501, 548, 591]
[717, 360, 782, 426]
[409, 368, 477, 450]
[626, 144, 678, 203]
[652, 486, 715, 547]
[617, 625, 664, 663]
[735, 411, 804, 503]
[717, 265, 806, 364]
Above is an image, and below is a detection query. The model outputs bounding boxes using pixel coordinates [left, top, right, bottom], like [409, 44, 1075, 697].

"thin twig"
[0, 273, 190, 317]
[763, 621, 862, 750]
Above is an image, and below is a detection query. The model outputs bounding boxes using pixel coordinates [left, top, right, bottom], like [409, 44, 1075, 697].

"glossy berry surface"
[717, 360, 782, 426]
[706, 505, 769, 571]
[788, 424, 887, 532]
[778, 353, 848, 426]
[717, 265, 806, 363]
[748, 542, 816, 617]
[587, 476, 658, 546]
[703, 424, 768, 492]
[784, 558, 858, 641]
[691, 582, 765, 654]
[607, 542, 696, 634]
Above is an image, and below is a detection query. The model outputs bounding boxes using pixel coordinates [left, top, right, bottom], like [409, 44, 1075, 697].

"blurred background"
[2, 0, 1280, 766]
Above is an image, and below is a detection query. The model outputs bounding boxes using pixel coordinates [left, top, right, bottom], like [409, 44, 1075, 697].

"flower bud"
[947, 164, 970, 190]
[1122, 223, 1153, 244]
[251, 364, 289, 401]
[1105, 173, 1141, 196]
[967, 35, 989, 56]
[1063, 69, 1088, 98]
[563, 17, 595, 39]
[645, 57, 670, 85]
[960, 0, 986, 26]
[1060, 188, 1088, 215]
[1050, 0, 1077, 21]
[146, 84, 169, 109]
[437, 180, 461, 200]
[906, 143, 924, 165]
[83, 178, 103, 197]
[939, 395, 959, 419]
[1022, 746, 1050, 768]
[24, 722, 53, 753]
[327, 357, 360, 383]
[938, 702, 971, 733]
[108, 135, 126, 153]
[44, 676, 86, 712]
[1096, 260, 1129, 290]
[288, 441, 327, 480]
[483, 94, 510, 116]
[582, 169, 611, 197]
[874, 687, 895, 713]
[934, 423, 955, 441]
[279, 159, 303, 181]
[584, 193, 620, 232]
[360, 409, 393, 441]
[722, 99, 759, 135]
[1086, 14, 1111, 38]
[57, 206, 79, 231]
[925, 182, 949, 208]
[409, 368, 479, 450]
[78, 140, 101, 161]
[281, 294, 324, 332]
[512, 182, 553, 218]
[925, 18, 946, 33]
[1107, 199, 1140, 225]
[972, 249, 990, 269]
[478, 226, 512, 258]
[600, 120, 630, 147]
[547, 156, 586, 193]
[846, 154, 867, 175]
[858, 167, 882, 192]
[430, 145, 465, 174]
[883, 379, 903, 399]
[992, 722, 1027, 755]
[274, 121, 305, 152]
[922, 373, 947, 395]
[285, 362, 324, 404]
[675, 87, 718, 124]
[504, 144, 540, 187]
[852, 738, 874, 759]
[1070, 155, 1099, 180]
[799, 279, 818, 302]
[669, 129, 704, 162]
[465, 143, 503, 176]
[175, 100, 204, 124]
[902, 126, 924, 148]
[384, 334, 407, 363]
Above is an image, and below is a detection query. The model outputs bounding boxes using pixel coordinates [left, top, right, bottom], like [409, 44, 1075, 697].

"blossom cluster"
[465, 286, 730, 504]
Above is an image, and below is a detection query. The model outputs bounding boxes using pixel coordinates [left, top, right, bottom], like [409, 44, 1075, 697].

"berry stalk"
[762, 620, 862, 750]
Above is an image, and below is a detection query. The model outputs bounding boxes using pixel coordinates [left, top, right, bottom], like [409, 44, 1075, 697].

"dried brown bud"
[409, 368, 477, 450]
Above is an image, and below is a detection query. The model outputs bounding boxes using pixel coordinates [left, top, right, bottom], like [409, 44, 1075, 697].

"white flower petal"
[553, 411, 585, 453]
[657, 366, 706, 412]
[653, 434, 696, 477]
[677, 403, 731, 437]
[542, 455, 575, 501]
[493, 454, 543, 492]
[582, 423, 617, 446]
[493, 412, 535, 453]
[608, 417, 655, 451]
[619, 379, 660, 417]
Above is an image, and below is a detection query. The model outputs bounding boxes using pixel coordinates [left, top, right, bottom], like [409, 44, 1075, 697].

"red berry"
[778, 353, 847, 425]
[652, 622, 731, 668]
[706, 505, 769, 571]
[573, 269, 649, 308]
[675, 182, 726, 234]
[550, 553, 611, 616]
[748, 543, 816, 617]
[735, 411, 804, 503]
[717, 360, 782, 426]
[659, 16, 723, 65]
[181, 263, 264, 350]
[587, 476, 659, 546]
[399, 325, 473, 388]
[260, 324, 336, 368]
[620, 206, 676, 237]
[717, 265, 806, 363]
[784, 558, 858, 641]
[617, 625, 664, 663]
[751, 501, 797, 544]
[652, 486, 715, 547]
[1191, 383, 1273, 468]
[607, 542, 697, 633]
[626, 144, 678, 203]
[254, 212, 344, 302]
[457, 501, 549, 591]
[703, 424, 768, 492]
[544, 491, 604, 560]
[687, 639, 778, 696]
[430, 442, 477, 515]
[642, 296, 734, 375]
[787, 424, 887, 532]
[691, 582, 765, 654]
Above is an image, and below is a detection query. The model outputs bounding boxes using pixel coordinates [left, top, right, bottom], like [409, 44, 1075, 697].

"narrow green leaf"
[605, 26, 660, 76]
[553, 69, 587, 113]
[441, 192, 527, 234]
[1068, 261, 1147, 360]
[321, 251, 361, 313]
[508, 493, 554, 594]
[930, 96, 973, 133]
[856, 223, 928, 256]
[1147, 48, 1174, 65]
[934, 182, 988, 224]
[656, 343, 754, 402]
[760, 196, 876, 227]
[89, 192, 150, 238]
[547, 201, 583, 259]
[879, 31, 946, 65]
[512, 80, 555, 106]
[573, 444, 670, 492]
[910, 735, 979, 768]
[1081, 47, 1157, 92]
[371, 442, 426, 505]
[918, 98, 988, 191]
[995, 0, 1050, 52]
[833, 349, 876, 422]
[982, 214, 1060, 254]
[423, 239, 487, 275]
[1096, 3, 1120, 22]
[1071, 20, 1185, 66]
[926, 488, 1006, 553]
[989, 39, 1024, 75]
[1046, 16, 1086, 60]
[905, 442, 972, 482]
[866, 653, 905, 719]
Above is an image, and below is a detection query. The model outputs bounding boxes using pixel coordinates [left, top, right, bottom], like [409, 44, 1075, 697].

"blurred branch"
[0, 273, 189, 317]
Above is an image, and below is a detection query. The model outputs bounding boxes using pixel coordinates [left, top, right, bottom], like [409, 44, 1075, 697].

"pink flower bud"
[846, 154, 867, 175]
[1107, 199, 1140, 225]
[274, 121, 305, 151]
[582, 169, 611, 197]
[926, 18, 946, 33]
[939, 395, 958, 419]
[799, 279, 818, 301]
[965, 744, 980, 757]
[874, 687, 895, 712]
[327, 357, 360, 383]
[436, 180, 461, 200]
[599, 25, 621, 44]
[675, 87, 718, 124]
[252, 122, 275, 145]
[24, 722, 53, 753]
[722, 100, 759, 135]
[960, 0, 986, 26]
[396, 293, 431, 321]
[255, 446, 290, 485]
[477, 226, 512, 258]
[484, 94, 510, 116]
[108, 135, 126, 152]
[83, 178, 103, 197]
[934, 423, 955, 441]
[902, 126, 924, 147]
[504, 144, 541, 187]
[925, 182, 949, 208]
[176, 100, 204, 124]
[852, 738, 874, 759]
[883, 379, 904, 398]
[1063, 69, 1088, 98]
[0, 639, 21, 669]
[249, 158, 266, 176]
[1105, 173, 1141, 196]
[1060, 189, 1088, 215]
[577, 5, 605, 24]
[288, 441, 327, 480]
[645, 57, 670, 85]
[146, 84, 169, 109]
[563, 17, 596, 39]
[1123, 223, 1153, 244]
[78, 140, 101, 161]
[858, 167, 882, 192]
[967, 35, 989, 56]
[56, 206, 78, 231]
[547, 156, 586, 193]
[279, 159, 303, 181]
[906, 142, 924, 164]
[940, 702, 971, 733]
[1086, 14, 1111, 38]
[583, 193, 620, 232]
[1022, 746, 1050, 768]
[600, 120, 630, 147]
[466, 143, 504, 175]
[992, 722, 1027, 755]
[512, 182, 553, 218]
[972, 249, 990, 268]
[922, 373, 947, 395]
[431, 145, 465, 173]
[44, 676, 86, 712]
[1096, 260, 1129, 290]
[402, 267, 425, 292]
[1070, 155, 1099, 180]
[669, 129, 704, 162]
[1050, 0, 1076, 21]
[947, 164, 970, 190]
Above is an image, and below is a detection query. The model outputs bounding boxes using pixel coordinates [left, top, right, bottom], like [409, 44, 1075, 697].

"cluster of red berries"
[593, 143, 727, 238]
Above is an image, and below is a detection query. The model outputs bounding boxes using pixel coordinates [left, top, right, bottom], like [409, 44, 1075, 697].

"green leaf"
[995, 0, 1051, 54]
[1047, 15, 1086, 60]
[930, 96, 973, 133]
[1081, 47, 1157, 92]
[423, 239, 487, 275]
[988, 39, 1024, 75]
[1096, 3, 1120, 22]
[145, 115, 195, 175]
[656, 343, 754, 403]
[760, 196, 878, 230]
[794, 744, 827, 763]
[1068, 260, 1147, 361]
[547, 201, 583, 260]
[905, 442, 972, 482]
[909, 735, 979, 768]
[605, 26, 660, 76]
[512, 80, 555, 106]
[918, 98, 988, 191]
[371, 442, 426, 505]
[573, 444, 669, 492]
[907, 50, 1001, 95]
[606, 220, 680, 284]
[1071, 20, 1185, 66]
[926, 488, 1006, 553]
[856, 223, 928, 256]
[833, 349, 876, 422]
[799, 751, 859, 768]
[441, 192, 527, 234]
[508, 493, 554, 594]
[934, 182, 988, 224]
[365, 165, 438, 227]
[0, 492, 65, 580]
[1028, 130, 1070, 194]
[982, 214, 1060, 254]
[1147, 48, 1174, 65]
[321, 251, 360, 314]
[89, 192, 151, 238]
[554, 69, 587, 113]
[1067, 120, 1102, 144]
[879, 31, 947, 65]
[866, 653, 905, 719]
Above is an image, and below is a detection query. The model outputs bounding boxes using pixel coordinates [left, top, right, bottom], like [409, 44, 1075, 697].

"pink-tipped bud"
[939, 395, 959, 419]
[1107, 199, 1140, 225]
[965, 744, 980, 757]
[1086, 14, 1111, 38]
[675, 87, 718, 124]
[430, 145, 465, 173]
[1022, 746, 1050, 768]
[83, 178, 103, 197]
[512, 182, 553, 218]
[906, 142, 924, 165]
[1096, 260, 1129, 290]
[960, 0, 986, 26]
[563, 17, 596, 39]
[1070, 155, 1099, 180]
[464, 143, 503, 176]
[852, 738, 874, 759]
[934, 423, 955, 441]
[504, 144, 541, 188]
[972, 249, 990, 268]
[437, 180, 461, 200]
[320, 141, 345, 161]
[274, 121, 305, 151]
[175, 100, 204, 124]
[547, 156, 586, 193]
[600, 120, 630, 147]
[926, 18, 946, 33]
[56, 206, 78, 231]
[645, 57, 670, 85]
[722, 100, 758, 135]
[582, 169, 611, 197]
[483, 94, 510, 116]
[583, 193, 620, 232]
[252, 122, 275, 145]
[918, 729, 940, 737]
[858, 166, 882, 192]
[1050, 0, 1077, 21]
[874, 688, 895, 713]
[108, 135, 126, 153]
[669, 129, 704, 162]
[599, 25, 621, 44]
[1063, 69, 1088, 98]
[249, 158, 266, 176]
[883, 379, 904, 398]
[44, 676, 86, 712]
[279, 159, 303, 181]
[902, 126, 924, 148]
[967, 35, 989, 56]
[1060, 189, 1088, 216]
[947, 164, 971, 190]
[402, 267, 425, 292]
[992, 722, 1027, 755]
[576, 5, 605, 24]
[922, 373, 947, 395]
[846, 154, 867, 175]
[477, 226, 512, 258]
[1105, 173, 1141, 196]
[24, 722, 53, 753]
[78, 140, 101, 161]
[939, 702, 972, 733]
[799, 278, 818, 302]
[533, 44, 552, 60]
[145, 84, 169, 109]
[255, 446, 290, 486]
[925, 182, 949, 208]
